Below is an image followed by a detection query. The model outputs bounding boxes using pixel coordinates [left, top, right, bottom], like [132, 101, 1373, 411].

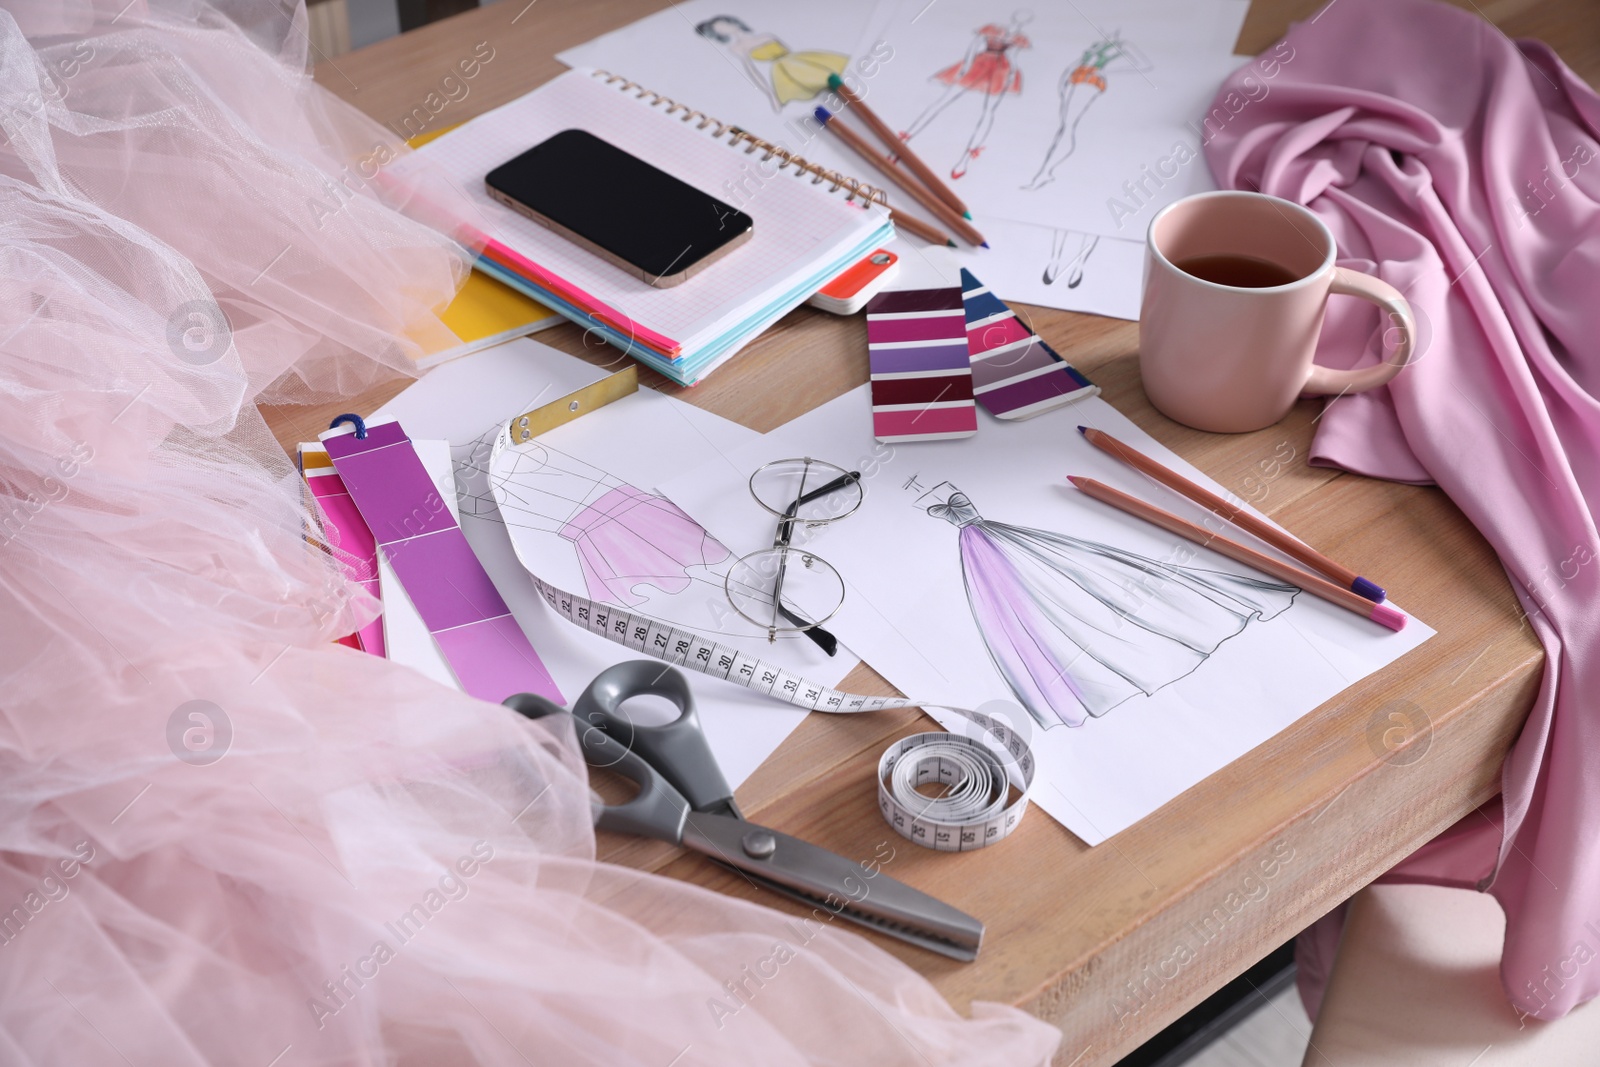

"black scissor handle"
[503, 691, 689, 842]
[572, 662, 739, 818]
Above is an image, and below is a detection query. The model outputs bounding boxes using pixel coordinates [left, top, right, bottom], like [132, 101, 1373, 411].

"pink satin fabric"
[0, 2, 1060, 1063]
[1204, 0, 1600, 1021]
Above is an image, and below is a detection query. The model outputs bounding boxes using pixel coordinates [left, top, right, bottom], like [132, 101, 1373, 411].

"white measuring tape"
[530, 573, 1035, 851]
[879, 729, 1031, 852]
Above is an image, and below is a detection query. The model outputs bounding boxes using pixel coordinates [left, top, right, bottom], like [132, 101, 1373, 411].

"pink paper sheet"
[1205, 0, 1600, 1021]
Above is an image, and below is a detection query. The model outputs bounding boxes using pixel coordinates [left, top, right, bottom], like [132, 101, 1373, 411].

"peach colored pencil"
[826, 73, 973, 220]
[884, 206, 953, 247]
[814, 107, 987, 248]
[1079, 426, 1387, 603]
[1067, 476, 1407, 632]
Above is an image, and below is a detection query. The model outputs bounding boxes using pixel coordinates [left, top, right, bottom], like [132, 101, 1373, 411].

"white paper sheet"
[372, 339, 857, 788]
[661, 386, 1435, 844]
[954, 219, 1145, 319]
[557, 0, 903, 196]
[851, 0, 1250, 238]
[561, 0, 1247, 317]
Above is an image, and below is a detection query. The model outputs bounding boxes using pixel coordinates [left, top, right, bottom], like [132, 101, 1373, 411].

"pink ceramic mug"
[1139, 191, 1416, 433]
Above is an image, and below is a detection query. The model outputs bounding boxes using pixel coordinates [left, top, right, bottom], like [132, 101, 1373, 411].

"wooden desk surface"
[289, 1, 1593, 1061]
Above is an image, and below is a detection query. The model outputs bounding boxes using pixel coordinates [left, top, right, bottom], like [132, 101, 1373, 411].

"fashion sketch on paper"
[920, 482, 1299, 728]
[485, 437, 730, 608]
[899, 12, 1032, 180]
[1043, 229, 1100, 286]
[694, 16, 849, 111]
[1023, 33, 1151, 190]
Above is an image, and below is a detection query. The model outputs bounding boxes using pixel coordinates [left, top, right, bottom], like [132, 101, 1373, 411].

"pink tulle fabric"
[558, 485, 731, 607]
[1204, 0, 1600, 1022]
[0, 3, 1060, 1064]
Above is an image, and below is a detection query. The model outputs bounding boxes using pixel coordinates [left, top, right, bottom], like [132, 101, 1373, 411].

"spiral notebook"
[391, 68, 895, 385]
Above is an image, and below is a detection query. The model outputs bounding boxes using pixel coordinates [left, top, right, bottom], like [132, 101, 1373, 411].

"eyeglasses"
[724, 457, 863, 653]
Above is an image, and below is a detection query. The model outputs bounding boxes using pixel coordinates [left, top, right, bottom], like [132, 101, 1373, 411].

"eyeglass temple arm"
[769, 470, 859, 656]
[776, 471, 862, 547]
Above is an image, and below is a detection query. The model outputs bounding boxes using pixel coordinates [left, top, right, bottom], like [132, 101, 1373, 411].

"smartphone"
[485, 129, 754, 288]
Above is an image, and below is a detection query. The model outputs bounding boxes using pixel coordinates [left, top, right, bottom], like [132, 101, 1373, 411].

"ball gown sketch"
[921, 482, 1300, 728]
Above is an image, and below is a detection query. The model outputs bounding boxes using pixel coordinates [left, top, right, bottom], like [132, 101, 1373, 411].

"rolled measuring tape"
[529, 572, 1035, 850]
[879, 725, 1033, 852]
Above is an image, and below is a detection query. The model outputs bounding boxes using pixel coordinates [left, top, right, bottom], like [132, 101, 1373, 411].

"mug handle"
[1302, 267, 1416, 396]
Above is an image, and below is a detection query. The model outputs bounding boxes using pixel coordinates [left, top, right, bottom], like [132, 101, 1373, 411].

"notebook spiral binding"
[592, 70, 889, 208]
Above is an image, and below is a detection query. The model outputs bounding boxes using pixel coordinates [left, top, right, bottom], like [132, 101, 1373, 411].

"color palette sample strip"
[865, 286, 978, 443]
[323, 421, 564, 705]
[960, 269, 1097, 421]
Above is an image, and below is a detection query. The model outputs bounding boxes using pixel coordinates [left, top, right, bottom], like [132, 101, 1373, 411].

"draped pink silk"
[1203, 0, 1600, 1021]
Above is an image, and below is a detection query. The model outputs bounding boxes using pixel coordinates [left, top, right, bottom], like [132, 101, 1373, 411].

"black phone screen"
[485, 129, 754, 281]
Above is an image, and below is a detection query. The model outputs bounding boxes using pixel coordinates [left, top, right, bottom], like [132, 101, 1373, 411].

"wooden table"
[286, 1, 1594, 1061]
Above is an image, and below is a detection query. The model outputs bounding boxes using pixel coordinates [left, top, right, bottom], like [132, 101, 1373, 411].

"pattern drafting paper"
[322, 421, 563, 705]
[660, 385, 1435, 844]
[301, 455, 385, 657]
[960, 268, 1098, 419]
[862, 0, 1251, 239]
[372, 338, 853, 789]
[866, 285, 977, 442]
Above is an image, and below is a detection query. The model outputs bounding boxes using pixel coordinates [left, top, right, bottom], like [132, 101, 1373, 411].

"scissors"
[505, 661, 984, 961]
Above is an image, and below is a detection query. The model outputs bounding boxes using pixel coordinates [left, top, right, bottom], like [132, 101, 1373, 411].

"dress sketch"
[1043, 230, 1100, 287]
[899, 13, 1032, 180]
[921, 483, 1299, 728]
[695, 16, 849, 111]
[1023, 34, 1150, 190]
[487, 439, 729, 607]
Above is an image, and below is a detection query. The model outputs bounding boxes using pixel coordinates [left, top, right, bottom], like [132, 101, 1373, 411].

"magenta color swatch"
[306, 470, 386, 658]
[324, 422, 563, 705]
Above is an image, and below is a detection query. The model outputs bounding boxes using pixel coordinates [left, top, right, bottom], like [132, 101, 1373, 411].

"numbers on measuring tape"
[526, 573, 1033, 848]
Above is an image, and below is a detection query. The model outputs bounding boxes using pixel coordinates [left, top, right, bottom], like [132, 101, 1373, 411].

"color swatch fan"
[865, 286, 977, 443]
[961, 269, 1098, 420]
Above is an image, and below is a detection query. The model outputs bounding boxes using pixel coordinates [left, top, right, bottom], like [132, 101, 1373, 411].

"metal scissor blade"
[681, 813, 984, 962]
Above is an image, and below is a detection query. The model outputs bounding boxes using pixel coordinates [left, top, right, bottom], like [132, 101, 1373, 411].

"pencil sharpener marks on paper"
[166, 699, 232, 766]
[165, 299, 233, 366]
[1365, 699, 1432, 767]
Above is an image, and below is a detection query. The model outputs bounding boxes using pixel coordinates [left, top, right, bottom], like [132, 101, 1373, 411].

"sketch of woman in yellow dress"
[694, 16, 849, 112]
[1023, 33, 1150, 190]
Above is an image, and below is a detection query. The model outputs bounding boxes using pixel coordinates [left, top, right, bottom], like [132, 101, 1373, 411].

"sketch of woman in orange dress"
[899, 12, 1032, 180]
[1023, 33, 1149, 190]
[694, 16, 850, 112]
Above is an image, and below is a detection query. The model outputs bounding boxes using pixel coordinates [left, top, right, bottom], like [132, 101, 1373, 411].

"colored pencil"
[815, 107, 988, 248]
[1078, 426, 1386, 602]
[827, 73, 974, 220]
[885, 206, 954, 247]
[1067, 476, 1407, 632]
